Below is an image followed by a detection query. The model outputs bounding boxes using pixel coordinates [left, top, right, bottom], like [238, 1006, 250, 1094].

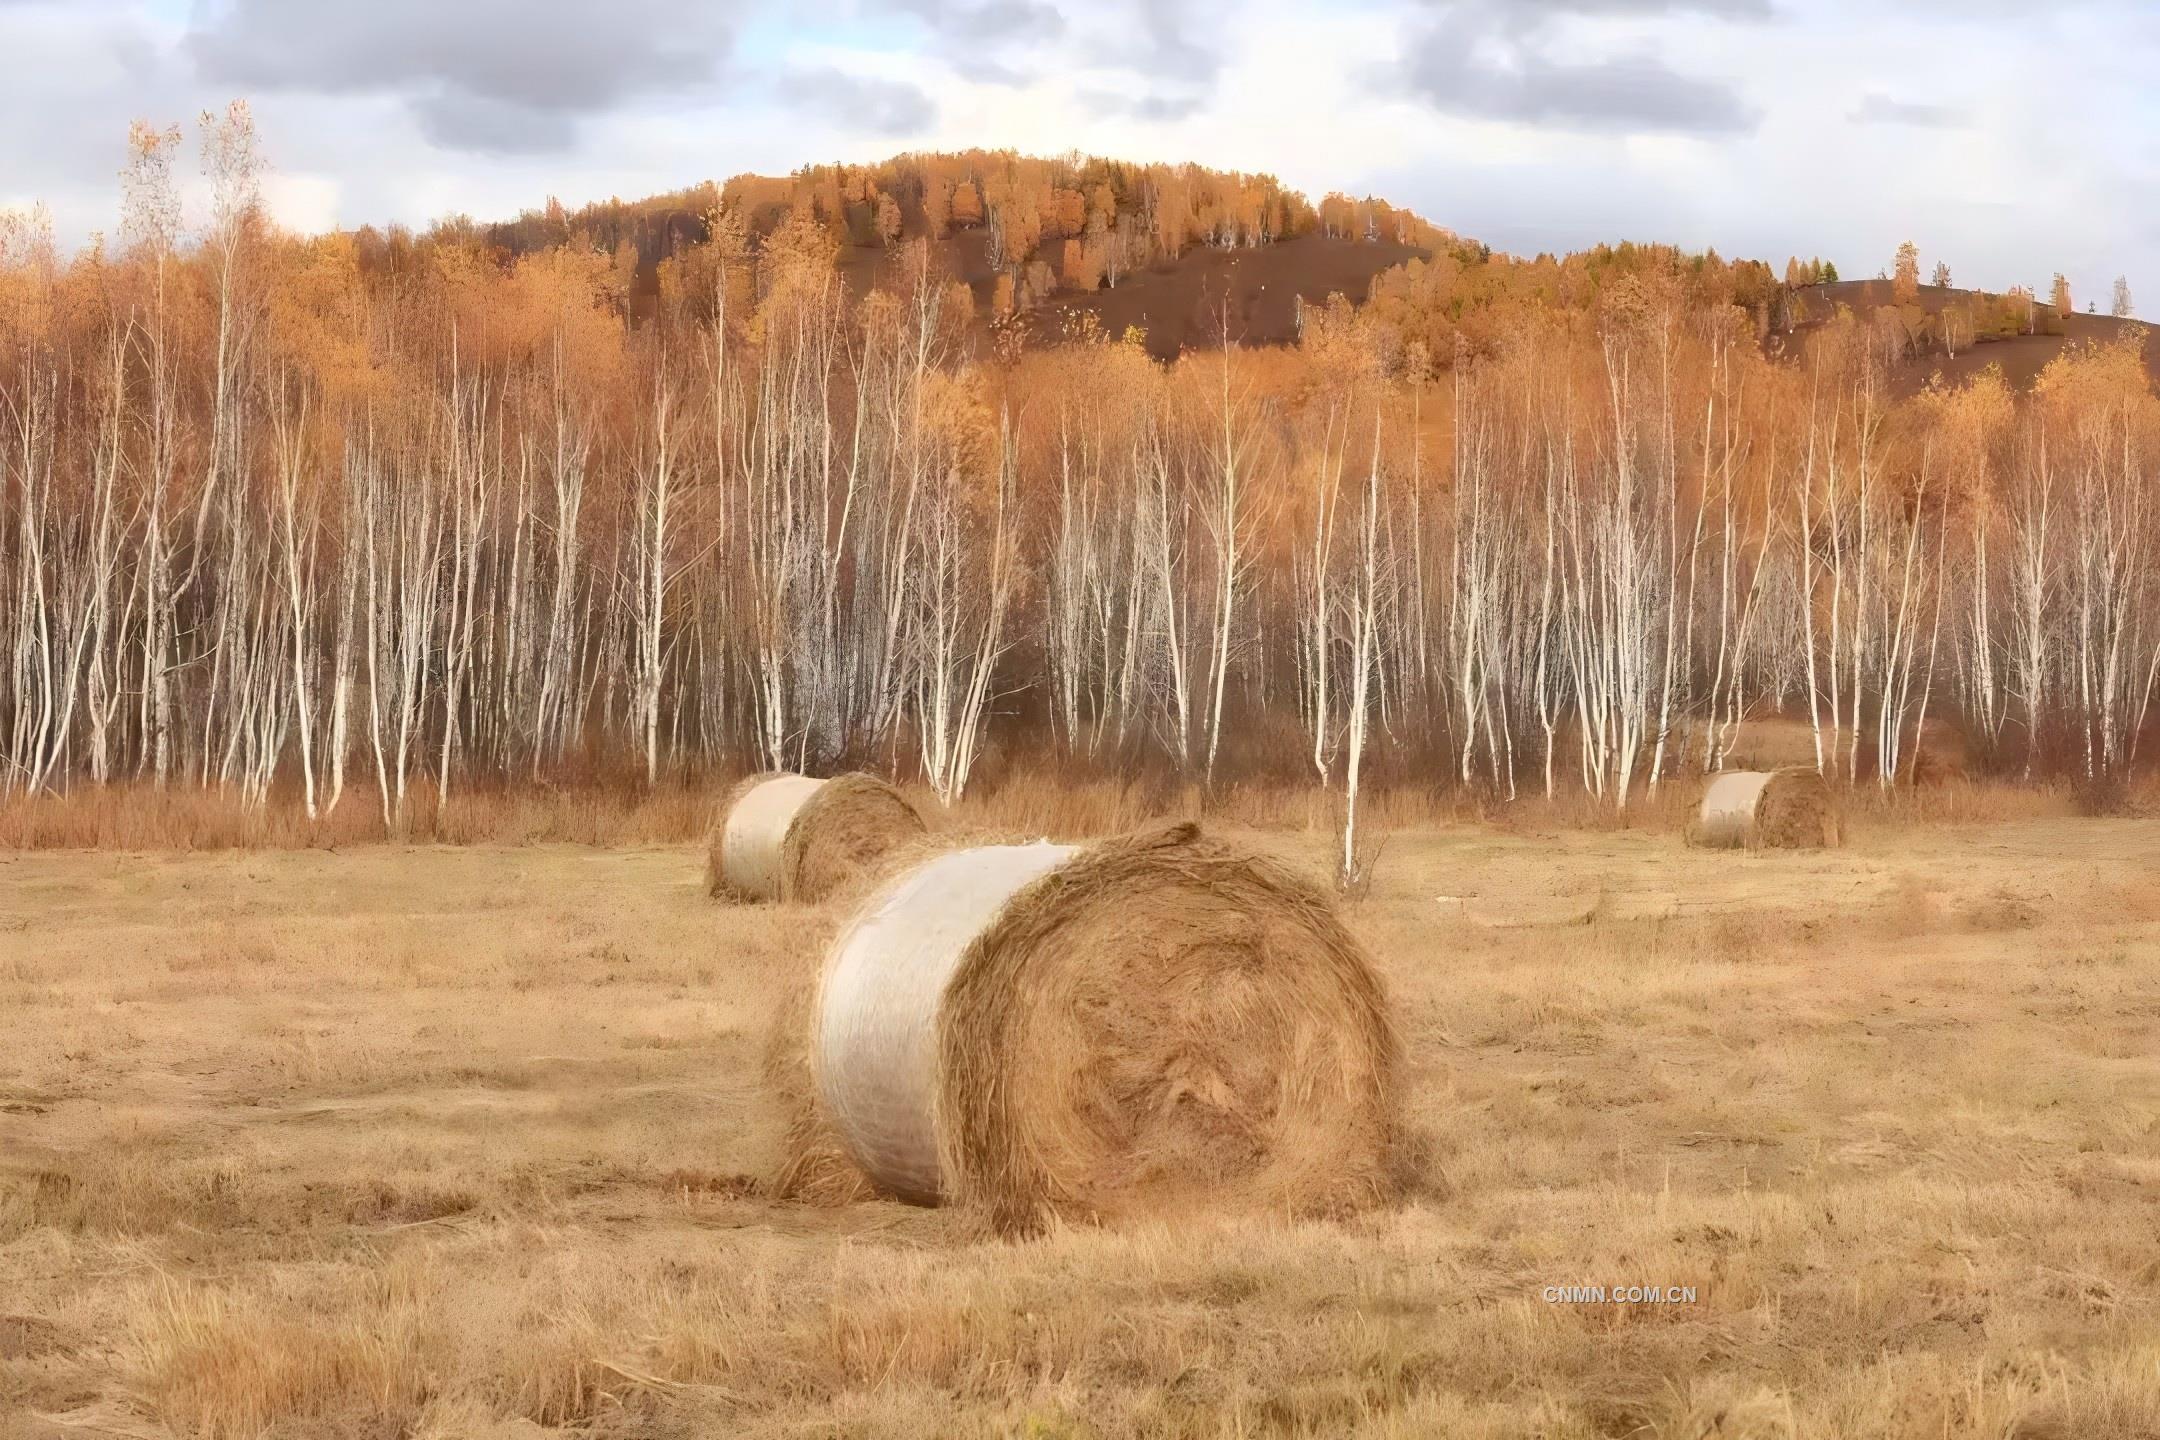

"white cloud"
[0, 0, 2151, 318]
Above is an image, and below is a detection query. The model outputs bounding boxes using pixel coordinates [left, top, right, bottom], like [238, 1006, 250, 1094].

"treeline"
[1355, 240, 1783, 375]
[1794, 280, 2076, 366]
[2, 114, 2157, 829]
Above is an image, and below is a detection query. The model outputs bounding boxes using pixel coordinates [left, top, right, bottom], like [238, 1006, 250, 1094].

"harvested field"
[4, 816, 2160, 1437]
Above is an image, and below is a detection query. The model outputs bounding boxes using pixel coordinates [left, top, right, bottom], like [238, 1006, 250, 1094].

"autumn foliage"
[1, 114, 2157, 833]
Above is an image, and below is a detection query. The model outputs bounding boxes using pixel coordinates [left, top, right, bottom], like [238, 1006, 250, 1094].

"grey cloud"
[958, 55, 1035, 85]
[1408, 49, 1760, 132]
[782, 69, 936, 136]
[1133, 0, 1218, 85]
[1066, 0, 1220, 120]
[876, 0, 1063, 83]
[1393, 0, 1762, 135]
[1471, 0, 1774, 14]
[1849, 92, 1966, 127]
[0, 5, 197, 231]
[186, 0, 737, 152]
[887, 0, 1064, 46]
[1070, 0, 1218, 124]
[410, 94, 576, 155]
[1078, 88, 1208, 123]
[889, 0, 1224, 96]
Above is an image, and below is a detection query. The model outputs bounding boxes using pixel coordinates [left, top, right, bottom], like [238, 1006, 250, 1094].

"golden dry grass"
[1, 767, 2129, 854]
[3, 813, 2159, 1437]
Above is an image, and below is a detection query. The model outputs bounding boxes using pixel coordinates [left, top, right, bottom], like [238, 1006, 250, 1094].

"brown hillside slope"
[828, 229, 1426, 360]
[1019, 232, 1428, 358]
[1774, 280, 2157, 395]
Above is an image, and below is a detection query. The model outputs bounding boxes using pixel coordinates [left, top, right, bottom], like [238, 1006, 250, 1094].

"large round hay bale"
[1692, 767, 1840, 849]
[707, 771, 925, 903]
[762, 971, 877, 1206]
[806, 822, 1399, 1234]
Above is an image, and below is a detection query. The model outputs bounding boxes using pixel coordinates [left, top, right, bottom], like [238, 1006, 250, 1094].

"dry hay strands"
[804, 821, 1400, 1236]
[762, 969, 879, 1207]
[707, 772, 926, 903]
[1689, 767, 1842, 850]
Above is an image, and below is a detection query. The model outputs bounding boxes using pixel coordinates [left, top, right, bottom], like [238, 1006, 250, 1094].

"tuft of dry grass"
[0, 781, 723, 851]
[129, 1279, 436, 1440]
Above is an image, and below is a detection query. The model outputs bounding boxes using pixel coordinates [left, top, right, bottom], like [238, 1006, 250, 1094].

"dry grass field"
[4, 809, 2159, 1438]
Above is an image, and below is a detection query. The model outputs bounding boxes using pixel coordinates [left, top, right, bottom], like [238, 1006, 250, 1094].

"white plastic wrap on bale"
[814, 842, 1080, 1204]
[722, 775, 827, 899]
[1698, 770, 1774, 847]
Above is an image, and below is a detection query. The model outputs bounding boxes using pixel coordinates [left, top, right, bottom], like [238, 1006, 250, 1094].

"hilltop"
[457, 151, 1447, 361]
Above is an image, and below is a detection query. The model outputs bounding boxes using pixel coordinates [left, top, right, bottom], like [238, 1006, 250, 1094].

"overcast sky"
[4, 0, 2155, 313]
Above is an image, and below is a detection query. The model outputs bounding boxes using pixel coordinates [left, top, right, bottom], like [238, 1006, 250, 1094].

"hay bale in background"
[804, 822, 1399, 1234]
[1695, 771, 1774, 848]
[1691, 768, 1841, 850]
[707, 772, 925, 903]
[706, 770, 789, 897]
[783, 774, 930, 903]
[707, 771, 808, 899]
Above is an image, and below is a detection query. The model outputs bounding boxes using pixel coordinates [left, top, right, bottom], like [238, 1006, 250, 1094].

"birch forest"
[4, 111, 2158, 827]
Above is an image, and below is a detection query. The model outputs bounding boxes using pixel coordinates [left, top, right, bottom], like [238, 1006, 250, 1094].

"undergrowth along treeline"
[0, 770, 2111, 853]
[2, 108, 2158, 833]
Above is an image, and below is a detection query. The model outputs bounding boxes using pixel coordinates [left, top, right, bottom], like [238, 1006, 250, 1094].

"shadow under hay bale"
[706, 772, 926, 903]
[1689, 767, 1842, 850]
[778, 821, 1400, 1236]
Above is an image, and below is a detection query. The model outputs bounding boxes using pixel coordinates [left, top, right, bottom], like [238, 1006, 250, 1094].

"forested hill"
[442, 151, 1451, 358]
[428, 149, 1790, 372]
[379, 149, 2150, 394]
[1775, 279, 2159, 396]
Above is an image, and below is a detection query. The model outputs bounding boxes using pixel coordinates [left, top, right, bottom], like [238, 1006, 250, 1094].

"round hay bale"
[1691, 767, 1841, 849]
[707, 771, 925, 903]
[706, 770, 790, 896]
[808, 821, 1399, 1234]
[762, 971, 877, 1206]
